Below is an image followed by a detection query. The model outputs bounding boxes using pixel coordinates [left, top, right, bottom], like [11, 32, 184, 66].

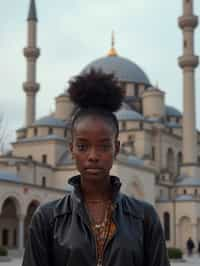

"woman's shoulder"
[31, 192, 72, 227]
[121, 193, 159, 222]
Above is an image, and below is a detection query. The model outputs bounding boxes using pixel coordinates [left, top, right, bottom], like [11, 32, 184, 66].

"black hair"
[68, 69, 124, 138]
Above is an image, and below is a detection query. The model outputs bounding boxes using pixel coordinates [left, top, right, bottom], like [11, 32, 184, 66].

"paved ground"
[0, 254, 199, 265]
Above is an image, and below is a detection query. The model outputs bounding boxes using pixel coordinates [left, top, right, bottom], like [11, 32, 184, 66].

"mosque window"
[34, 127, 38, 136]
[184, 40, 187, 48]
[48, 127, 53, 135]
[152, 146, 156, 161]
[122, 121, 126, 130]
[2, 229, 9, 245]
[167, 148, 175, 173]
[135, 86, 139, 97]
[27, 155, 32, 160]
[163, 212, 170, 241]
[177, 152, 183, 173]
[139, 121, 143, 130]
[194, 189, 198, 197]
[42, 154, 47, 164]
[42, 176, 46, 187]
[64, 128, 68, 138]
[183, 189, 187, 195]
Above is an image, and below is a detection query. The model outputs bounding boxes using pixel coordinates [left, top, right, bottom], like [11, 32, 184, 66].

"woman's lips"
[85, 168, 102, 174]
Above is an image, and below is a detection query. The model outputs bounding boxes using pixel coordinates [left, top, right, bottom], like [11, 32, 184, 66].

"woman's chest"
[51, 212, 144, 266]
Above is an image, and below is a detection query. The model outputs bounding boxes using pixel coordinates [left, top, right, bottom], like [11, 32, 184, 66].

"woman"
[22, 70, 170, 266]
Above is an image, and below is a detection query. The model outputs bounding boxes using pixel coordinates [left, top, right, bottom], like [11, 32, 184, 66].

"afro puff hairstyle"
[68, 69, 124, 138]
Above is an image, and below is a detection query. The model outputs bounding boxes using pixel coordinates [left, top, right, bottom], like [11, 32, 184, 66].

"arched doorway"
[24, 200, 40, 246]
[0, 198, 19, 248]
[179, 216, 192, 251]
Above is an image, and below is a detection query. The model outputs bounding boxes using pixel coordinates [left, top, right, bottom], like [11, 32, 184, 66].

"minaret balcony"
[23, 82, 40, 93]
[178, 55, 199, 68]
[178, 15, 198, 29]
[23, 47, 40, 59]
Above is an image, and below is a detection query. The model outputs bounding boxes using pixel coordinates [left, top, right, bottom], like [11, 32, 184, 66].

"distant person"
[186, 237, 195, 256]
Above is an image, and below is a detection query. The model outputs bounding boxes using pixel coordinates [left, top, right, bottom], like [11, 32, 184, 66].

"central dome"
[81, 55, 151, 85]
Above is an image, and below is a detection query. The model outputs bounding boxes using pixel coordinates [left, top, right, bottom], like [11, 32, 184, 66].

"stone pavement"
[0, 254, 199, 266]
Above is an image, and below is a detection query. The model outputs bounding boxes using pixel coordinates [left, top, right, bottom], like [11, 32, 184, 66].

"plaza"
[0, 255, 200, 266]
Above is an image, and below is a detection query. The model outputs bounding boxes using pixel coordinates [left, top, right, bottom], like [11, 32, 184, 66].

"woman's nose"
[88, 148, 99, 161]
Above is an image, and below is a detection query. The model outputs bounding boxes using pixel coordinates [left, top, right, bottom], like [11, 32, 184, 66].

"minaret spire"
[23, 0, 40, 126]
[178, 0, 199, 168]
[28, 0, 37, 21]
[108, 31, 118, 56]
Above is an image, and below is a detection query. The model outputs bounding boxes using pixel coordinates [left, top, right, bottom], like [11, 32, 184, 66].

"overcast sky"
[0, 0, 200, 144]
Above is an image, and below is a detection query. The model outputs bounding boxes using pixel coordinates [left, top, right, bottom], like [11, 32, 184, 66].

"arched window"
[135, 86, 139, 97]
[27, 155, 32, 161]
[121, 121, 126, 130]
[184, 189, 187, 195]
[42, 176, 46, 187]
[34, 127, 38, 136]
[177, 152, 182, 166]
[152, 146, 156, 161]
[167, 148, 175, 173]
[42, 154, 47, 164]
[64, 128, 68, 138]
[177, 152, 183, 174]
[163, 212, 170, 241]
[48, 128, 53, 135]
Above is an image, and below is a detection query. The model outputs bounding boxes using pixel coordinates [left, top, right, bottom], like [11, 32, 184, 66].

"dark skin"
[70, 115, 120, 223]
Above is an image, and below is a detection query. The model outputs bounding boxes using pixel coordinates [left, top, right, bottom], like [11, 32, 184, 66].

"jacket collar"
[54, 175, 143, 220]
[68, 174, 122, 204]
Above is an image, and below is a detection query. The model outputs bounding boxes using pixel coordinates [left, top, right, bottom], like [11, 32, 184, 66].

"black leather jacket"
[22, 175, 170, 266]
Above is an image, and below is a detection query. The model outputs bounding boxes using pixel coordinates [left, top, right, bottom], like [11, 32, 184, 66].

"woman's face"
[70, 116, 120, 181]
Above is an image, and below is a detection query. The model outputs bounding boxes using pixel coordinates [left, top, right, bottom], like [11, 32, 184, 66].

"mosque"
[0, 0, 200, 255]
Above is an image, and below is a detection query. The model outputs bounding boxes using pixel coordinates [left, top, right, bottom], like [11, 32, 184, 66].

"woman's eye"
[76, 144, 87, 151]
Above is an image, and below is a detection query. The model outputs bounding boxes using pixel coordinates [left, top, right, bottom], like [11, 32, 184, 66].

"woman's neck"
[81, 175, 112, 201]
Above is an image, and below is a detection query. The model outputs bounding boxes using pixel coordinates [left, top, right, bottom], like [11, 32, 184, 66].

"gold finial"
[108, 31, 118, 56]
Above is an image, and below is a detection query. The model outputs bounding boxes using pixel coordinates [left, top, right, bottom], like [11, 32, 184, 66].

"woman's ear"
[114, 140, 120, 158]
[69, 142, 74, 159]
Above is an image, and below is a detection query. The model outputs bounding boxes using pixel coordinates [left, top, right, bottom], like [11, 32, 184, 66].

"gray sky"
[0, 0, 200, 144]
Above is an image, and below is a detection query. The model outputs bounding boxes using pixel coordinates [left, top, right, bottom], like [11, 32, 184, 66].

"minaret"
[23, 0, 40, 126]
[178, 0, 199, 164]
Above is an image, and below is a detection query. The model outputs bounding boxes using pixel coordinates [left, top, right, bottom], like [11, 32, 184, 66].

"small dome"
[165, 106, 182, 117]
[115, 108, 144, 121]
[81, 55, 151, 85]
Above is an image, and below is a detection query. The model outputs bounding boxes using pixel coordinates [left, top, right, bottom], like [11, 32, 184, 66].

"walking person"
[186, 237, 195, 256]
[22, 70, 170, 266]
